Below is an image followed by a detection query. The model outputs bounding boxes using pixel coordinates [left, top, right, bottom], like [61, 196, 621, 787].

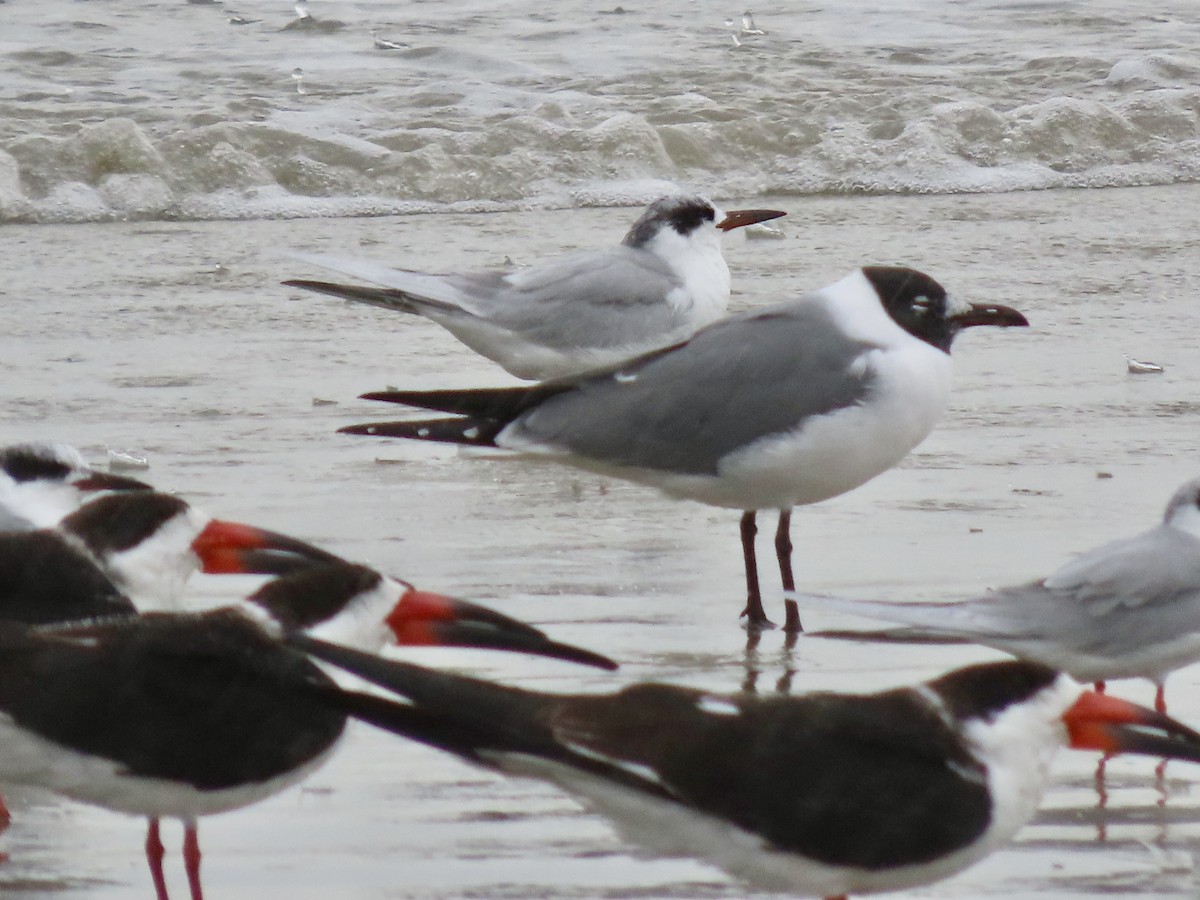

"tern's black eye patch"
[667, 201, 716, 235]
[622, 195, 717, 246]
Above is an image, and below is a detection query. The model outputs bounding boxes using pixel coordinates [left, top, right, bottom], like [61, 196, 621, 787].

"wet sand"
[2, 184, 1200, 897]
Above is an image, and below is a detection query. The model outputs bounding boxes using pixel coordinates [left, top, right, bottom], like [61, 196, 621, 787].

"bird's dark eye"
[912, 295, 932, 314]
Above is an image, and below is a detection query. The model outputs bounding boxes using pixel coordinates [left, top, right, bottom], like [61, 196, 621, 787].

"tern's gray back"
[448, 246, 687, 352]
[1041, 524, 1200, 612]
[505, 301, 876, 475]
[967, 525, 1200, 656]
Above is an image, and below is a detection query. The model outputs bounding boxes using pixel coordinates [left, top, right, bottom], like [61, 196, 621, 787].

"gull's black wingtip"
[339, 417, 505, 446]
[338, 421, 391, 436]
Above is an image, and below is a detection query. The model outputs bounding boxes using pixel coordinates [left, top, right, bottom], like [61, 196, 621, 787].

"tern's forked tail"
[786, 591, 1022, 643]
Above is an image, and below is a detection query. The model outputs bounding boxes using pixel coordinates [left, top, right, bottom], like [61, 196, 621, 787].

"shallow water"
[2, 184, 1200, 896]
[3, 0, 1200, 221]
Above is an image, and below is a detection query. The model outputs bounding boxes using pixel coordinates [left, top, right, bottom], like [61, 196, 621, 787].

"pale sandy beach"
[2, 183, 1200, 897]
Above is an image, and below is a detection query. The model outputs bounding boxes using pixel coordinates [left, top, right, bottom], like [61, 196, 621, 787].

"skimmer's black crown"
[62, 492, 191, 557]
[930, 661, 1061, 724]
[622, 195, 717, 247]
[0, 444, 75, 484]
[249, 562, 383, 631]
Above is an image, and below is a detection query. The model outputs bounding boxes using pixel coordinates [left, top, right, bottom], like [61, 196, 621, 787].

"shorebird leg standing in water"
[740, 509, 801, 634]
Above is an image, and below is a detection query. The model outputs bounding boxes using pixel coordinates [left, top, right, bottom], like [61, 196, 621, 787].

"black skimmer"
[795, 474, 1200, 713]
[283, 195, 786, 380]
[0, 441, 150, 531]
[0, 498, 338, 829]
[290, 649, 1200, 899]
[254, 559, 617, 670]
[47, 489, 341, 613]
[0, 561, 614, 900]
[0, 488, 341, 626]
[338, 266, 1028, 632]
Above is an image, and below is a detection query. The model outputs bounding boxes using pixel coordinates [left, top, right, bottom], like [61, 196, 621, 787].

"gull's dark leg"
[739, 511, 773, 629]
[775, 508, 803, 634]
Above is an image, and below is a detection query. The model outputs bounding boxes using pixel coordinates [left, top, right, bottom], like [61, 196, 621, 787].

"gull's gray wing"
[504, 300, 876, 475]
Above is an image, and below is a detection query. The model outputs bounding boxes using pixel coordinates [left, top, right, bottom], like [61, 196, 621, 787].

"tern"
[297, 645, 1200, 899]
[338, 266, 1028, 631]
[794, 475, 1200, 713]
[283, 194, 786, 379]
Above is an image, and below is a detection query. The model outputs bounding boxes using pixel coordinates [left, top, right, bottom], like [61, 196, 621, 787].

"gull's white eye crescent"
[912, 295, 932, 313]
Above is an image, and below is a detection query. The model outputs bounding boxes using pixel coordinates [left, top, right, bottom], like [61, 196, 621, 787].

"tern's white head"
[621, 195, 784, 320]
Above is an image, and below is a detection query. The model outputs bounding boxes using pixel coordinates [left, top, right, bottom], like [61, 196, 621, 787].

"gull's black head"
[622, 195, 717, 247]
[863, 266, 1028, 354]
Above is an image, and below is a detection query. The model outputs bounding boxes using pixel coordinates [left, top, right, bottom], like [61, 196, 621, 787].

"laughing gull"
[283, 195, 786, 380]
[297, 645, 1200, 898]
[338, 266, 1028, 632]
[796, 475, 1200, 712]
